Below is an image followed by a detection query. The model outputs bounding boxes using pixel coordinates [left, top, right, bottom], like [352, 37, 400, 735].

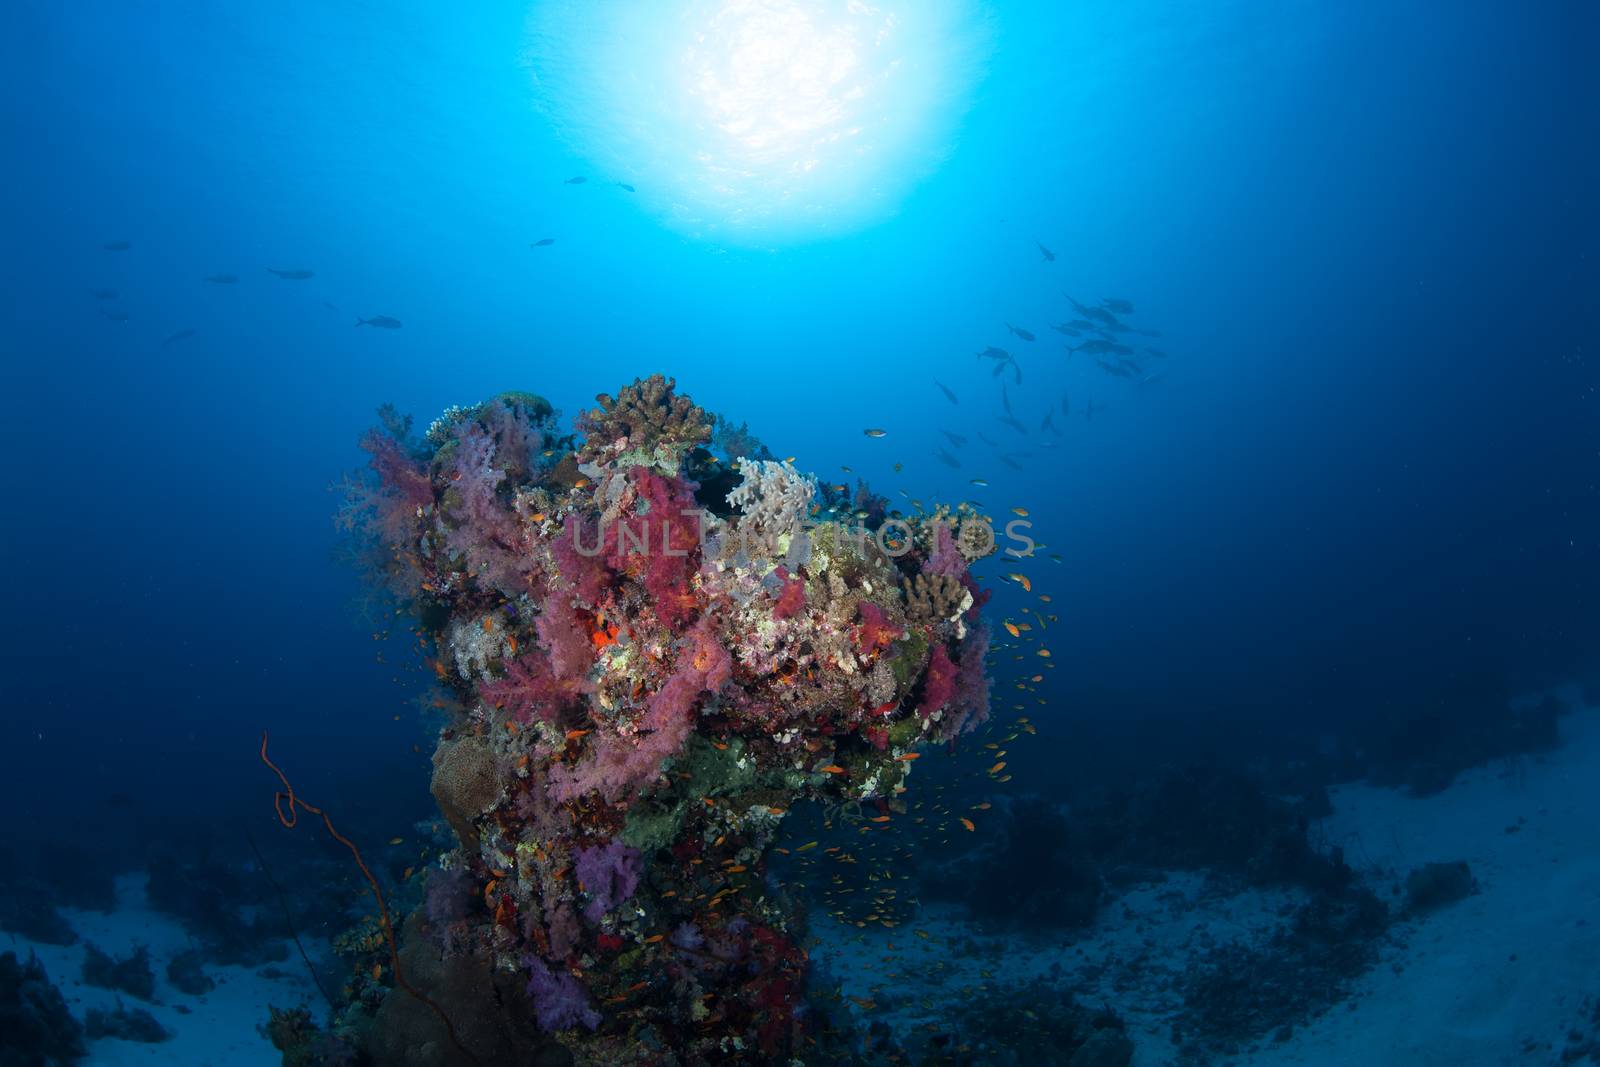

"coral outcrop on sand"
[337, 377, 994, 1064]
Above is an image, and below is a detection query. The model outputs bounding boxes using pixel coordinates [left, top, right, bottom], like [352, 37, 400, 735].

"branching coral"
[577, 374, 711, 460]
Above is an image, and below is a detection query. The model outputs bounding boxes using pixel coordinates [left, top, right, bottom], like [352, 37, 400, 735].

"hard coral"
[577, 374, 711, 461]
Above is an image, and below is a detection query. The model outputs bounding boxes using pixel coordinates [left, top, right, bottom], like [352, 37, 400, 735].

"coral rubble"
[337, 377, 994, 1064]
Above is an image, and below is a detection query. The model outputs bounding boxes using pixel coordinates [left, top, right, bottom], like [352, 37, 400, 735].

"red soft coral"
[853, 602, 902, 656]
[772, 566, 807, 621]
[917, 642, 959, 719]
[604, 468, 703, 630]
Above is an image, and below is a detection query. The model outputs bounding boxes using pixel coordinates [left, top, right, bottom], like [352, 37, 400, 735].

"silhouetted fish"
[616, 182, 635, 192]
[934, 449, 961, 469]
[940, 429, 968, 448]
[324, 301, 340, 312]
[1035, 241, 1055, 263]
[934, 380, 958, 404]
[1006, 322, 1035, 342]
[103, 240, 131, 251]
[267, 268, 314, 280]
[356, 315, 402, 329]
[162, 328, 195, 346]
[88, 288, 118, 300]
[977, 432, 999, 447]
[976, 346, 1010, 361]
[203, 273, 238, 284]
[1101, 297, 1135, 315]
[564, 176, 587, 185]
[1071, 339, 1119, 355]
[532, 238, 556, 247]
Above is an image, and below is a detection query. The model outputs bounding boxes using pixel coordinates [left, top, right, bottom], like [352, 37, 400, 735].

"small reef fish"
[102, 240, 131, 251]
[1005, 322, 1035, 342]
[969, 478, 989, 487]
[934, 379, 959, 404]
[356, 315, 403, 329]
[203, 273, 238, 284]
[1035, 240, 1055, 262]
[531, 238, 556, 247]
[863, 428, 887, 438]
[88, 288, 117, 300]
[267, 268, 314, 280]
[564, 176, 587, 184]
[161, 328, 195, 346]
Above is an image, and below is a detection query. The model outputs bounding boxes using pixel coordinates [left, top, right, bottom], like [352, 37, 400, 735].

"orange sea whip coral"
[259, 732, 478, 1064]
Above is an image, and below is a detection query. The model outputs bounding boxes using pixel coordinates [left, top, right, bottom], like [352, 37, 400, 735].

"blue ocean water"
[2, 2, 1596, 1064]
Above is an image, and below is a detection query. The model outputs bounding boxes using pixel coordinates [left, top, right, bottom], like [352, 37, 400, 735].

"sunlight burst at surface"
[525, 0, 989, 243]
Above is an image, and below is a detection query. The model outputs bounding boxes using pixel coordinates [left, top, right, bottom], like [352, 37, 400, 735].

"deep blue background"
[2, 1, 1594, 852]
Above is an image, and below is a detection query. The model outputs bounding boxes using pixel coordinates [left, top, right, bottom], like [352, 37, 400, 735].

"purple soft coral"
[574, 841, 642, 922]
[524, 956, 600, 1032]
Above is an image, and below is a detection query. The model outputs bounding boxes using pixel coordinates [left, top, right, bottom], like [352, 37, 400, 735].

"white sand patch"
[814, 689, 1600, 1066]
[7, 872, 321, 1066]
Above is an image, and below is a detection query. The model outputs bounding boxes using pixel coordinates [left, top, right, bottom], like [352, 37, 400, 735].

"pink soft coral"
[549, 616, 729, 802]
[482, 654, 586, 725]
[443, 423, 534, 596]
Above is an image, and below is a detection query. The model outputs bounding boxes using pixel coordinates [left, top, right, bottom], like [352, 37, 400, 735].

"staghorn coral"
[338, 378, 994, 1066]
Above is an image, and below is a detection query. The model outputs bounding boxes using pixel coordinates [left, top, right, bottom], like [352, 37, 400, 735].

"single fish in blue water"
[976, 346, 1009, 362]
[934, 379, 958, 404]
[203, 273, 238, 284]
[863, 428, 887, 438]
[162, 328, 195, 346]
[1035, 240, 1055, 262]
[356, 315, 402, 329]
[1101, 297, 1135, 315]
[267, 267, 314, 280]
[1005, 322, 1035, 342]
[616, 182, 635, 192]
[1051, 323, 1081, 337]
[1071, 338, 1119, 355]
[997, 414, 1029, 436]
[564, 175, 587, 185]
[1040, 411, 1056, 434]
[531, 238, 556, 247]
[940, 429, 967, 448]
[935, 449, 961, 469]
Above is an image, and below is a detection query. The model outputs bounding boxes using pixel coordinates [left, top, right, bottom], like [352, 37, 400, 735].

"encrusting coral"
[336, 376, 995, 1065]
